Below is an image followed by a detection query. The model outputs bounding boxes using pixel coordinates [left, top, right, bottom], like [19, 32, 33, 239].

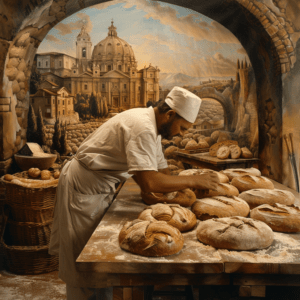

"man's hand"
[191, 173, 220, 191]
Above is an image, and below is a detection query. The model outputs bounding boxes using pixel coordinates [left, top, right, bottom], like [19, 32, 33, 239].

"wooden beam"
[239, 285, 266, 297]
[233, 274, 300, 286]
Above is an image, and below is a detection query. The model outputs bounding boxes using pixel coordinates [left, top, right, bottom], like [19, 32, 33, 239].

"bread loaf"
[250, 203, 300, 232]
[203, 183, 239, 198]
[220, 168, 261, 181]
[28, 168, 41, 178]
[196, 216, 274, 250]
[41, 170, 51, 180]
[209, 140, 238, 157]
[231, 175, 274, 192]
[179, 168, 229, 183]
[164, 146, 178, 158]
[4, 174, 14, 181]
[239, 188, 295, 209]
[138, 203, 197, 232]
[241, 147, 253, 158]
[229, 145, 241, 159]
[191, 196, 250, 220]
[53, 171, 60, 179]
[181, 138, 191, 148]
[141, 189, 196, 207]
[119, 219, 184, 256]
[217, 146, 230, 159]
[185, 140, 199, 150]
[10, 178, 58, 188]
[198, 141, 209, 149]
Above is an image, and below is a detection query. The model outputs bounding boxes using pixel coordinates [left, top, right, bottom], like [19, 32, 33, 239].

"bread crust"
[239, 188, 295, 209]
[196, 216, 274, 250]
[231, 175, 274, 192]
[41, 170, 51, 180]
[164, 146, 179, 158]
[138, 203, 197, 232]
[141, 189, 196, 207]
[241, 147, 253, 158]
[220, 168, 261, 181]
[229, 145, 241, 159]
[209, 140, 238, 157]
[185, 140, 200, 150]
[179, 168, 229, 183]
[204, 183, 239, 198]
[28, 168, 41, 178]
[250, 203, 300, 232]
[119, 219, 184, 256]
[191, 196, 250, 220]
[217, 146, 230, 159]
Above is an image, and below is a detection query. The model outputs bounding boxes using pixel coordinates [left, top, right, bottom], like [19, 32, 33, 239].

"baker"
[49, 86, 220, 300]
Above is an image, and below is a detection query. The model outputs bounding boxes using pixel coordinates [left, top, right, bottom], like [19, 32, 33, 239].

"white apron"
[49, 158, 119, 287]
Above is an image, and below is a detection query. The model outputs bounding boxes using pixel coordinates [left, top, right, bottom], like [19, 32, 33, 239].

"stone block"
[278, 29, 287, 38]
[266, 25, 278, 36]
[246, 2, 253, 10]
[261, 18, 270, 26]
[266, 11, 276, 23]
[274, 39, 283, 47]
[281, 64, 287, 74]
[0, 105, 10, 112]
[286, 45, 294, 53]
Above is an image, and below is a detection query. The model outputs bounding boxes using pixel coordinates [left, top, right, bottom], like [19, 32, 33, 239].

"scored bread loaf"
[220, 168, 261, 181]
[203, 183, 239, 198]
[217, 146, 230, 159]
[239, 188, 295, 209]
[229, 145, 241, 159]
[141, 189, 196, 207]
[241, 147, 253, 158]
[191, 196, 250, 220]
[164, 146, 178, 159]
[250, 203, 300, 232]
[138, 203, 197, 232]
[179, 168, 229, 183]
[231, 175, 274, 192]
[185, 140, 200, 150]
[119, 219, 184, 256]
[209, 140, 238, 157]
[196, 216, 274, 250]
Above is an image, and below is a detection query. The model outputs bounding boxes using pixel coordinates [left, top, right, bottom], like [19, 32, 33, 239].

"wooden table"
[77, 179, 300, 299]
[175, 151, 259, 171]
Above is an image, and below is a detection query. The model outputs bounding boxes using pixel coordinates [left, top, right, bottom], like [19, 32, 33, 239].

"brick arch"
[197, 87, 234, 131]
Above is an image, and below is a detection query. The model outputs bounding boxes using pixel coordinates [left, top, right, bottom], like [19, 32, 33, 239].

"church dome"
[92, 21, 136, 72]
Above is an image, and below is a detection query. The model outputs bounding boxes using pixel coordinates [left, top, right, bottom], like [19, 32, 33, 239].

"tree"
[103, 98, 108, 117]
[59, 122, 68, 155]
[52, 118, 61, 152]
[36, 107, 47, 146]
[30, 64, 41, 95]
[26, 104, 37, 143]
[89, 92, 98, 118]
[146, 100, 154, 107]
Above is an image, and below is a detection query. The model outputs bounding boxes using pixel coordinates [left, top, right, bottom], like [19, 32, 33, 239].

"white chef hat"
[165, 86, 202, 123]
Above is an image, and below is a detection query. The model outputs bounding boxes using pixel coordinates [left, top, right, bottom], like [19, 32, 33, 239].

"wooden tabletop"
[175, 151, 259, 166]
[77, 178, 300, 275]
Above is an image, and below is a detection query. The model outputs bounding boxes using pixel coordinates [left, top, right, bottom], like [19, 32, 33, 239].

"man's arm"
[158, 167, 170, 175]
[132, 170, 219, 193]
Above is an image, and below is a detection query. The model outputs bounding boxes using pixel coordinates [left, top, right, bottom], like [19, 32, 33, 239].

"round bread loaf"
[185, 140, 199, 150]
[4, 174, 14, 181]
[28, 168, 41, 178]
[209, 140, 238, 157]
[241, 147, 253, 158]
[220, 168, 261, 181]
[196, 216, 274, 250]
[41, 170, 51, 180]
[198, 141, 209, 149]
[119, 219, 184, 256]
[181, 138, 191, 148]
[229, 145, 241, 159]
[250, 203, 300, 232]
[191, 196, 250, 220]
[217, 146, 230, 159]
[141, 189, 196, 207]
[168, 164, 178, 171]
[204, 183, 239, 198]
[53, 171, 60, 179]
[231, 175, 274, 192]
[239, 188, 295, 209]
[179, 168, 229, 183]
[164, 146, 178, 158]
[138, 203, 197, 232]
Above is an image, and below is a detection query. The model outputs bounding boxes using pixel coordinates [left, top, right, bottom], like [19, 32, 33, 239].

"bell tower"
[76, 25, 92, 61]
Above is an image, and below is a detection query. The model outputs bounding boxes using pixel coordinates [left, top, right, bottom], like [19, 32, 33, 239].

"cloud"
[54, 12, 93, 36]
[45, 34, 66, 44]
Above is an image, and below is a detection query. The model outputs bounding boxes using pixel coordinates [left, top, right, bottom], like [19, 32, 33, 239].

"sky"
[37, 0, 249, 79]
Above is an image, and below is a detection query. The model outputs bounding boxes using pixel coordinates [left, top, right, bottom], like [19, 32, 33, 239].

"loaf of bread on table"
[203, 183, 239, 198]
[179, 168, 229, 183]
[119, 219, 184, 256]
[185, 140, 200, 150]
[220, 168, 261, 181]
[241, 147, 253, 158]
[250, 203, 300, 232]
[238, 188, 295, 209]
[209, 140, 238, 157]
[138, 203, 197, 232]
[196, 216, 274, 250]
[191, 196, 250, 220]
[231, 175, 274, 192]
[217, 146, 230, 159]
[141, 189, 196, 207]
[229, 145, 242, 159]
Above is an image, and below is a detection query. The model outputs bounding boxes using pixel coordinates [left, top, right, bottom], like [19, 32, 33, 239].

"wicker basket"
[1, 216, 58, 275]
[2, 171, 58, 209]
[6, 219, 53, 246]
[6, 204, 55, 223]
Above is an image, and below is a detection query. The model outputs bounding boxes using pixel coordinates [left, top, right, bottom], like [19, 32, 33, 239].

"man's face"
[159, 111, 192, 140]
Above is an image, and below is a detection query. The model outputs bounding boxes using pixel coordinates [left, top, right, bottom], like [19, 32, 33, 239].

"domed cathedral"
[37, 22, 160, 109]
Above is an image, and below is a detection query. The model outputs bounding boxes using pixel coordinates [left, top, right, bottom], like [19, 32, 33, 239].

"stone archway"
[197, 87, 234, 132]
[0, 0, 298, 182]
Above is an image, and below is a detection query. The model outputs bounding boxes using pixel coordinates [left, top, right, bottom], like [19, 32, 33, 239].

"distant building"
[30, 86, 75, 120]
[194, 119, 224, 130]
[37, 22, 160, 109]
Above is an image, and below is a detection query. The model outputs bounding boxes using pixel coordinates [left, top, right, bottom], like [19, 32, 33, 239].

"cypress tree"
[89, 92, 98, 117]
[27, 104, 37, 143]
[103, 98, 108, 117]
[52, 118, 61, 152]
[59, 122, 68, 155]
[36, 107, 47, 146]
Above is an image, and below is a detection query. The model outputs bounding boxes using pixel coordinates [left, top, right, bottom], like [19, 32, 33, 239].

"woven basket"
[6, 219, 53, 246]
[6, 204, 54, 223]
[2, 171, 58, 209]
[1, 216, 58, 275]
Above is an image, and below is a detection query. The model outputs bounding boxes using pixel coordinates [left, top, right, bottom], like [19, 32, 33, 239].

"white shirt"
[76, 106, 168, 182]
